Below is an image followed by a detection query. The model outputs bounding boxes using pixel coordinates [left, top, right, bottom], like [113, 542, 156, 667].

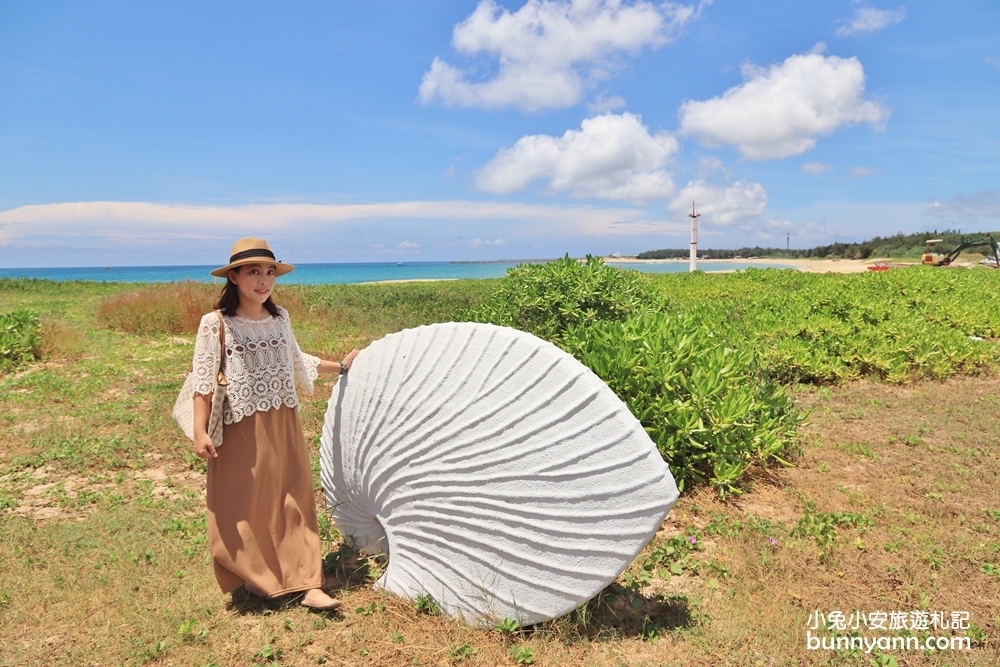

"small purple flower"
[688, 536, 697, 545]
[768, 537, 778, 546]
[129, 388, 136, 395]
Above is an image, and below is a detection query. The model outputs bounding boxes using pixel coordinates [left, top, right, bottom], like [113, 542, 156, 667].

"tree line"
[636, 230, 1000, 261]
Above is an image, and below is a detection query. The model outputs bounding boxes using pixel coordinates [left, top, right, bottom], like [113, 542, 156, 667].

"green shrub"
[460, 255, 666, 341]
[0, 310, 41, 371]
[561, 313, 802, 496]
[463, 258, 802, 495]
[651, 267, 1000, 384]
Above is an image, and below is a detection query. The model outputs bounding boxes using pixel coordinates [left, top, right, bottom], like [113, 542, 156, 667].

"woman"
[191, 238, 358, 610]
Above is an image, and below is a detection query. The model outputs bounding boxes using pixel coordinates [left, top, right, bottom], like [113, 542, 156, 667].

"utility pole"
[689, 202, 700, 272]
[786, 232, 790, 252]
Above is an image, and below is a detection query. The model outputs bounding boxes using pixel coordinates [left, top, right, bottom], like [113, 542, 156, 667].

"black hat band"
[229, 248, 276, 263]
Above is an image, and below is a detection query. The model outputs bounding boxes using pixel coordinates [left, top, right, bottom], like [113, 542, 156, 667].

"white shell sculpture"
[320, 322, 679, 626]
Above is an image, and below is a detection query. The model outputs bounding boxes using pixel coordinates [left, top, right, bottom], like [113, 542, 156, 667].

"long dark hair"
[214, 268, 280, 318]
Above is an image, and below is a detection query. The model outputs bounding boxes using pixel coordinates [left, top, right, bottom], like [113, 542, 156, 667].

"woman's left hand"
[341, 349, 360, 372]
[318, 349, 361, 376]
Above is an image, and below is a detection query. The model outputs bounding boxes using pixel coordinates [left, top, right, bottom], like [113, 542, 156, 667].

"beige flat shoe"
[301, 588, 342, 611]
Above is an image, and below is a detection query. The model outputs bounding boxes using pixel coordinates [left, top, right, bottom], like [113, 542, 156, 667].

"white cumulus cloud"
[836, 5, 907, 37]
[668, 179, 768, 226]
[678, 48, 889, 160]
[474, 112, 680, 204]
[0, 200, 658, 266]
[419, 0, 709, 111]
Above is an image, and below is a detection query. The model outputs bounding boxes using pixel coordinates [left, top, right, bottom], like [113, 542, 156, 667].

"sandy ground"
[785, 257, 898, 273]
[356, 278, 459, 285]
[607, 256, 904, 274]
[363, 258, 912, 284]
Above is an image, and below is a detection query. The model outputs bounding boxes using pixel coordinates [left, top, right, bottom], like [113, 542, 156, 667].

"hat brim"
[210, 258, 295, 278]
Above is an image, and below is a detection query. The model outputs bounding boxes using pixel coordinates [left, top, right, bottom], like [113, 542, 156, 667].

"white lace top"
[191, 307, 321, 425]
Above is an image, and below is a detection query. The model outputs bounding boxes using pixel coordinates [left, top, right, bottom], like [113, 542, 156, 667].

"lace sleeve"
[283, 309, 320, 396]
[192, 312, 222, 397]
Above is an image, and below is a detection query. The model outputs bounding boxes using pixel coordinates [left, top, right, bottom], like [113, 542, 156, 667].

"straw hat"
[211, 238, 295, 277]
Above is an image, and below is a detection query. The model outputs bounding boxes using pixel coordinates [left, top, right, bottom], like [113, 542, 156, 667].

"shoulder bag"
[172, 310, 229, 448]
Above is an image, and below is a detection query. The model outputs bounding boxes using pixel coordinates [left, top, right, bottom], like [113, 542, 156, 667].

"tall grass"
[35, 317, 86, 361]
[97, 280, 497, 343]
[98, 282, 219, 335]
[3, 278, 139, 323]
[287, 280, 498, 331]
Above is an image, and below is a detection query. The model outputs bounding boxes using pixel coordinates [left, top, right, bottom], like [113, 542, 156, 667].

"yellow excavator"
[922, 237, 1000, 267]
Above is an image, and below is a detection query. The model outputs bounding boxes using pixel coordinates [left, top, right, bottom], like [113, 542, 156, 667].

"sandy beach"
[362, 258, 898, 284]
[356, 278, 459, 285]
[606, 256, 902, 274]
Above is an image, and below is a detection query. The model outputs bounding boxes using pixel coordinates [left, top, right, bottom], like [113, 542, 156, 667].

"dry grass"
[98, 282, 221, 335]
[93, 280, 496, 362]
[3, 279, 1000, 666]
[6, 374, 998, 666]
[35, 317, 87, 361]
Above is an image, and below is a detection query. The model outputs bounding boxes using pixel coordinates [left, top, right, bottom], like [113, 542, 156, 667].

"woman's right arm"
[191, 313, 222, 459]
[193, 392, 217, 458]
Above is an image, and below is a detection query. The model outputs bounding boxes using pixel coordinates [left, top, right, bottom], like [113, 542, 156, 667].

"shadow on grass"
[532, 583, 702, 642]
[321, 542, 384, 591]
[225, 587, 318, 616]
[225, 548, 701, 640]
[226, 586, 353, 618]
[225, 544, 376, 616]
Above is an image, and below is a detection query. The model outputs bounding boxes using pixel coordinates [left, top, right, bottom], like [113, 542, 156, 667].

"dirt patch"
[791, 377, 1000, 513]
[4, 453, 205, 522]
[1, 360, 67, 383]
[733, 479, 802, 525]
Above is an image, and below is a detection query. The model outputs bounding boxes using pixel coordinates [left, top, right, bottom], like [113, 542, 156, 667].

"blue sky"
[1, 1, 998, 267]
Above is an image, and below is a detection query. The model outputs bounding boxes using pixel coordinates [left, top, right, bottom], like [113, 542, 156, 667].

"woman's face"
[229, 263, 277, 306]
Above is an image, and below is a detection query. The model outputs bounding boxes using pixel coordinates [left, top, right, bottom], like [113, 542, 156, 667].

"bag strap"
[215, 310, 228, 383]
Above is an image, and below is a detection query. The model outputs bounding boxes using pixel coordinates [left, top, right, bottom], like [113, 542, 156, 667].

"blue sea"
[0, 260, 795, 284]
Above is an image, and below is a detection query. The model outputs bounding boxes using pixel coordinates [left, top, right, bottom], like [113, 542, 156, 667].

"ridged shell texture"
[321, 322, 679, 626]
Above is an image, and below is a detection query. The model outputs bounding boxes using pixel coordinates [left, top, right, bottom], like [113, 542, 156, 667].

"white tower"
[689, 202, 700, 272]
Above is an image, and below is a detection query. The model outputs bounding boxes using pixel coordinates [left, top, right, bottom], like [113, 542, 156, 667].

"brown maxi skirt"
[206, 405, 324, 597]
